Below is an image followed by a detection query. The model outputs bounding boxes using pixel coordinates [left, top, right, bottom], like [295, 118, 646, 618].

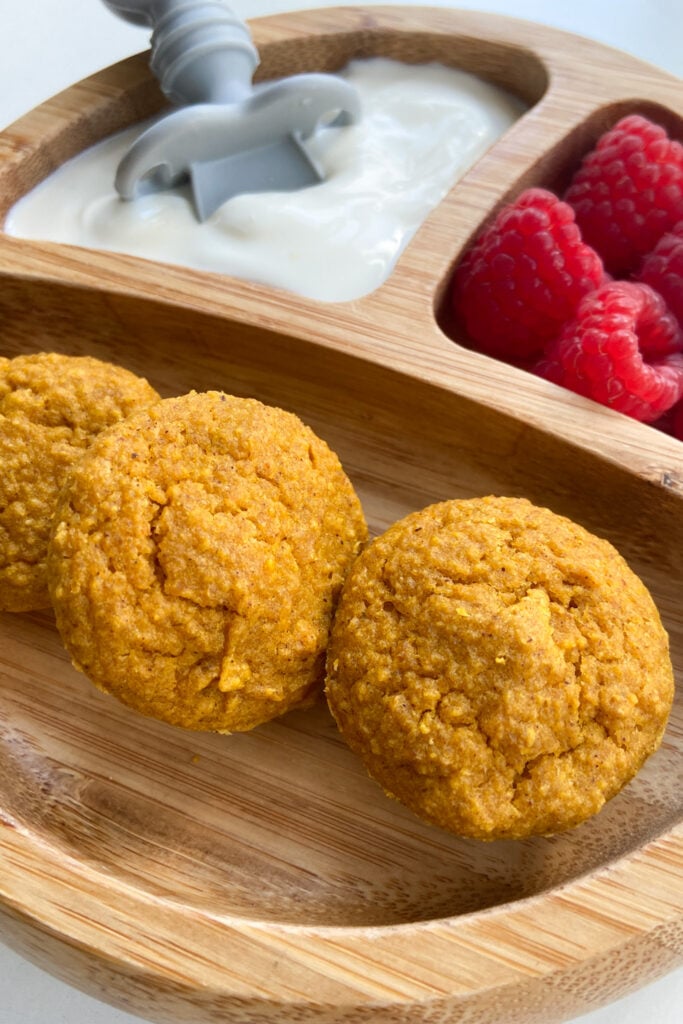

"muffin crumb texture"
[48, 391, 367, 733]
[326, 496, 674, 840]
[0, 352, 160, 612]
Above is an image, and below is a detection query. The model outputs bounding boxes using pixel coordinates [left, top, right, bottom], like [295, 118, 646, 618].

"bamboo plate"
[0, 6, 681, 1024]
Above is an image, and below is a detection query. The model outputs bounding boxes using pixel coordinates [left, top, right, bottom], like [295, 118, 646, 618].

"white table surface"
[1, 1, 682, 1022]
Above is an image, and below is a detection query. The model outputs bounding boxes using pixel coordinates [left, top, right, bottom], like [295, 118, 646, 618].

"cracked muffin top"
[0, 352, 160, 612]
[48, 390, 367, 733]
[325, 495, 674, 840]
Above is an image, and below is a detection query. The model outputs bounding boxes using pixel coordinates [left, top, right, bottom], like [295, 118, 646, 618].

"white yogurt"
[5, 58, 524, 302]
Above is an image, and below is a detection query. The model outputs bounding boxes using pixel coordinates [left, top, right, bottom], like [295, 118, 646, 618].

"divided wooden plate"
[0, 7, 681, 1023]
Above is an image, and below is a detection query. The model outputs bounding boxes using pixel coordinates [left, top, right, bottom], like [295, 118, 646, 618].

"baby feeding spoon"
[101, 0, 362, 220]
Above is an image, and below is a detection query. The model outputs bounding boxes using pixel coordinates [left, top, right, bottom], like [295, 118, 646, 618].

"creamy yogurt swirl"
[5, 58, 524, 302]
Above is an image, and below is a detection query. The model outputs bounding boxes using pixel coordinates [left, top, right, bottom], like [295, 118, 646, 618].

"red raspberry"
[564, 115, 683, 277]
[451, 188, 605, 362]
[534, 282, 683, 422]
[636, 221, 683, 325]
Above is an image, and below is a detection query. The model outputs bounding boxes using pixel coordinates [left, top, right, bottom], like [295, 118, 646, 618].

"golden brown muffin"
[48, 391, 367, 732]
[325, 496, 674, 840]
[0, 352, 160, 612]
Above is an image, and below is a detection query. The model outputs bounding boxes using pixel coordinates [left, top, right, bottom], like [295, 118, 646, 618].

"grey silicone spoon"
[101, 0, 362, 220]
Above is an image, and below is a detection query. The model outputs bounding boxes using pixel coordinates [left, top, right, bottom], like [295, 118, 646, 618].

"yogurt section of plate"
[5, 58, 525, 302]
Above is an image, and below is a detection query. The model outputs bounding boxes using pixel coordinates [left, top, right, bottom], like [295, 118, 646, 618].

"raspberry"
[451, 188, 605, 362]
[534, 282, 683, 422]
[636, 221, 683, 325]
[564, 115, 683, 277]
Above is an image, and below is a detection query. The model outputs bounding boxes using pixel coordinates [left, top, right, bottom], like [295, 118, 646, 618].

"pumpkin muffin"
[48, 391, 367, 732]
[325, 495, 673, 840]
[0, 352, 160, 612]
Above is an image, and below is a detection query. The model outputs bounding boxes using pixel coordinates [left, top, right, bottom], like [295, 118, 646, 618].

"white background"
[1, 1, 682, 1022]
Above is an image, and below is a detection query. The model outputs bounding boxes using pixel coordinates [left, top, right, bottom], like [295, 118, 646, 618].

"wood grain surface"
[0, 7, 681, 1024]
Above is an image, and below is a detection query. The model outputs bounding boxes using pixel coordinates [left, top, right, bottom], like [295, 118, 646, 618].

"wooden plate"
[0, 7, 681, 1023]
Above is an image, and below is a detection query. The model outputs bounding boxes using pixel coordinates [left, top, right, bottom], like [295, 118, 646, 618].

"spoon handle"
[100, 0, 259, 105]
